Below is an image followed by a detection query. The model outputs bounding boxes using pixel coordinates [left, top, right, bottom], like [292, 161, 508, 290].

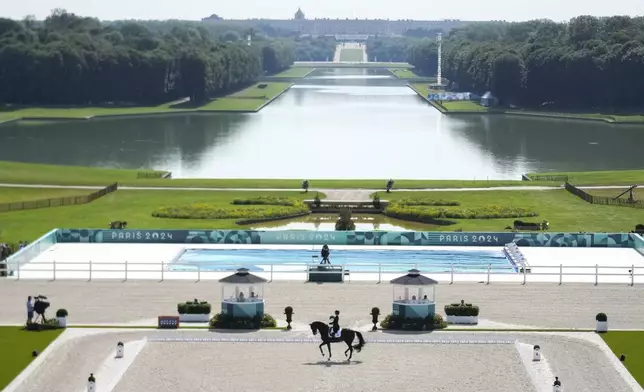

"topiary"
[56, 309, 68, 318]
[596, 313, 607, 322]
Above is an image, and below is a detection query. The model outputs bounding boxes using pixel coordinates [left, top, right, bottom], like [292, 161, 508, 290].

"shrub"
[231, 197, 301, 206]
[596, 312, 607, 322]
[177, 300, 211, 315]
[152, 200, 308, 220]
[380, 313, 446, 331]
[385, 202, 538, 222]
[314, 193, 321, 207]
[373, 193, 381, 209]
[371, 307, 380, 316]
[444, 303, 479, 317]
[55, 309, 68, 318]
[335, 208, 356, 231]
[396, 199, 461, 206]
[209, 312, 276, 329]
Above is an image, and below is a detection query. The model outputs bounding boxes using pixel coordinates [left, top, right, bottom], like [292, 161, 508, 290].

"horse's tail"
[352, 331, 366, 352]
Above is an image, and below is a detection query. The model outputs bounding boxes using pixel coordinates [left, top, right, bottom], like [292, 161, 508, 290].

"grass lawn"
[0, 327, 63, 390]
[390, 69, 419, 78]
[441, 100, 488, 112]
[527, 170, 644, 186]
[271, 68, 314, 78]
[0, 83, 292, 121]
[382, 189, 644, 232]
[0, 188, 88, 203]
[197, 83, 292, 111]
[584, 187, 644, 199]
[505, 108, 644, 123]
[0, 161, 563, 188]
[339, 48, 365, 62]
[602, 331, 644, 387]
[0, 190, 318, 243]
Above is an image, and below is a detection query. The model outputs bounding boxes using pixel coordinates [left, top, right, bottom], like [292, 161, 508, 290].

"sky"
[2, 0, 644, 22]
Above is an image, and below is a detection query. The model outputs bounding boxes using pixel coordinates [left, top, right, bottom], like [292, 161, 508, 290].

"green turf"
[390, 69, 419, 78]
[339, 49, 366, 62]
[602, 331, 644, 387]
[505, 109, 644, 123]
[382, 189, 644, 232]
[0, 327, 63, 390]
[441, 100, 488, 112]
[527, 170, 644, 186]
[0, 189, 320, 243]
[0, 83, 292, 121]
[0, 188, 88, 203]
[271, 68, 314, 78]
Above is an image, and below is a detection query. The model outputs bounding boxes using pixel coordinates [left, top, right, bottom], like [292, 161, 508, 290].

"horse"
[310, 321, 365, 362]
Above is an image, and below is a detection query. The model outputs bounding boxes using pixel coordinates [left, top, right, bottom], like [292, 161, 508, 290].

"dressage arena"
[14, 242, 644, 284]
[8, 330, 638, 392]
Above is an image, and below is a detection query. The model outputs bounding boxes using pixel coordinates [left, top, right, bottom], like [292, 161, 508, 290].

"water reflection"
[1, 67, 644, 178]
[251, 214, 437, 231]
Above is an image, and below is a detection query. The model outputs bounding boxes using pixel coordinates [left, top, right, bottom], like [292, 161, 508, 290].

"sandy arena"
[6, 329, 638, 392]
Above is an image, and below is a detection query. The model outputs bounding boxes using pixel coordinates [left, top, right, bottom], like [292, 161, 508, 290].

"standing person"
[320, 244, 330, 264]
[26, 296, 34, 324]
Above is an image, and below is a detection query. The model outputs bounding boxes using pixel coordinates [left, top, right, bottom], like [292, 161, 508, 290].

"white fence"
[2, 261, 643, 285]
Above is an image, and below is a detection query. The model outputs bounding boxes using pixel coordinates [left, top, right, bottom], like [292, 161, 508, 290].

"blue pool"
[172, 248, 516, 274]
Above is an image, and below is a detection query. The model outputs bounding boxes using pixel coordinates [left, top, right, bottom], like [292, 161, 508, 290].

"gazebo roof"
[219, 268, 267, 284]
[390, 269, 438, 286]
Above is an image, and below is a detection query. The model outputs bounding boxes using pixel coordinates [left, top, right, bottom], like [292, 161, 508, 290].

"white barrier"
[4, 260, 643, 285]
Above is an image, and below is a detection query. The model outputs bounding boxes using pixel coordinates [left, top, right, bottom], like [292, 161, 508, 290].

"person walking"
[26, 296, 34, 325]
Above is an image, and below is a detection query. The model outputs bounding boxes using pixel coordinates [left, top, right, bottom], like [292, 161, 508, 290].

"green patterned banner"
[55, 229, 635, 248]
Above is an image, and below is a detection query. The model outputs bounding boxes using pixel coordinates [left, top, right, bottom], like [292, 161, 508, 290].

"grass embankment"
[0, 188, 87, 203]
[380, 190, 644, 232]
[0, 190, 318, 243]
[339, 48, 365, 62]
[0, 327, 63, 390]
[390, 69, 418, 78]
[527, 169, 644, 186]
[602, 332, 644, 387]
[0, 161, 563, 188]
[0, 83, 292, 122]
[409, 83, 488, 113]
[271, 67, 314, 78]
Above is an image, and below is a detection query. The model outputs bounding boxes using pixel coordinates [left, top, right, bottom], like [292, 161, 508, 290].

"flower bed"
[209, 313, 277, 329]
[178, 300, 211, 323]
[379, 313, 446, 331]
[152, 197, 308, 220]
[445, 302, 479, 325]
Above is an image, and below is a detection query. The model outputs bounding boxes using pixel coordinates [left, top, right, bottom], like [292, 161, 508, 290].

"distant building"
[480, 92, 499, 107]
[202, 9, 469, 36]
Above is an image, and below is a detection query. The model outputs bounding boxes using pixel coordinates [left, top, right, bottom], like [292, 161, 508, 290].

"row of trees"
[0, 10, 295, 105]
[294, 36, 336, 61]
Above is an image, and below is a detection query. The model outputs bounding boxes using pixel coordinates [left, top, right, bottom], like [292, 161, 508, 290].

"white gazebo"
[390, 269, 438, 319]
[219, 268, 267, 318]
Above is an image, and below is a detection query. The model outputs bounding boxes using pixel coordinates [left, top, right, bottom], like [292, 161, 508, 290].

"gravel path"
[2, 281, 644, 329]
[8, 330, 636, 392]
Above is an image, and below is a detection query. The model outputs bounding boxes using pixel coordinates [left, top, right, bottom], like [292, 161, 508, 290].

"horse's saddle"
[328, 326, 342, 338]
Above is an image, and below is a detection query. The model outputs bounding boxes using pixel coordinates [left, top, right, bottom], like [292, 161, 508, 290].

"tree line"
[0, 10, 295, 105]
[402, 16, 644, 108]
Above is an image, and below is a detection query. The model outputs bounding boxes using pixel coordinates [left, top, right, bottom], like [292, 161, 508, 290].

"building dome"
[294, 8, 305, 20]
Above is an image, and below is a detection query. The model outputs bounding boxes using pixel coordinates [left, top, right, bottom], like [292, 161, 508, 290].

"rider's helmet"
[335, 310, 340, 315]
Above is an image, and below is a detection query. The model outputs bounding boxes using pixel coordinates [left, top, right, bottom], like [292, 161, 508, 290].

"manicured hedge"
[395, 199, 461, 206]
[379, 313, 447, 331]
[178, 300, 212, 315]
[209, 313, 277, 329]
[445, 303, 480, 316]
[231, 197, 301, 206]
[152, 201, 308, 220]
[385, 202, 538, 222]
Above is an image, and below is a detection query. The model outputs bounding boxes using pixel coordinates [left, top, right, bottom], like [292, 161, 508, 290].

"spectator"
[26, 296, 34, 324]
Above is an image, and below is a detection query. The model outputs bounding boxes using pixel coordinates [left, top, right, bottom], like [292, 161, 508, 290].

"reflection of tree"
[373, 222, 381, 231]
[335, 208, 356, 231]
[313, 216, 322, 230]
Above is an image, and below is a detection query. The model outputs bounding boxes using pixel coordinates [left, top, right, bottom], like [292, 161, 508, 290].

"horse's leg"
[319, 342, 326, 357]
[327, 343, 332, 361]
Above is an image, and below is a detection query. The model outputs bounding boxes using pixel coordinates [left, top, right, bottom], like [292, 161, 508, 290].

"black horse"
[310, 321, 365, 362]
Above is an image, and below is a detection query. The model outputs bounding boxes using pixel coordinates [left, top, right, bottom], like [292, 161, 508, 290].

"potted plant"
[372, 194, 381, 210]
[55, 308, 68, 328]
[596, 312, 608, 333]
[313, 193, 321, 208]
[284, 306, 294, 330]
[370, 307, 380, 331]
[177, 299, 212, 322]
[444, 301, 479, 325]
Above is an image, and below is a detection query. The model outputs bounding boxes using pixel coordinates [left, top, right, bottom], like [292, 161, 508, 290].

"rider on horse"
[329, 310, 340, 337]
